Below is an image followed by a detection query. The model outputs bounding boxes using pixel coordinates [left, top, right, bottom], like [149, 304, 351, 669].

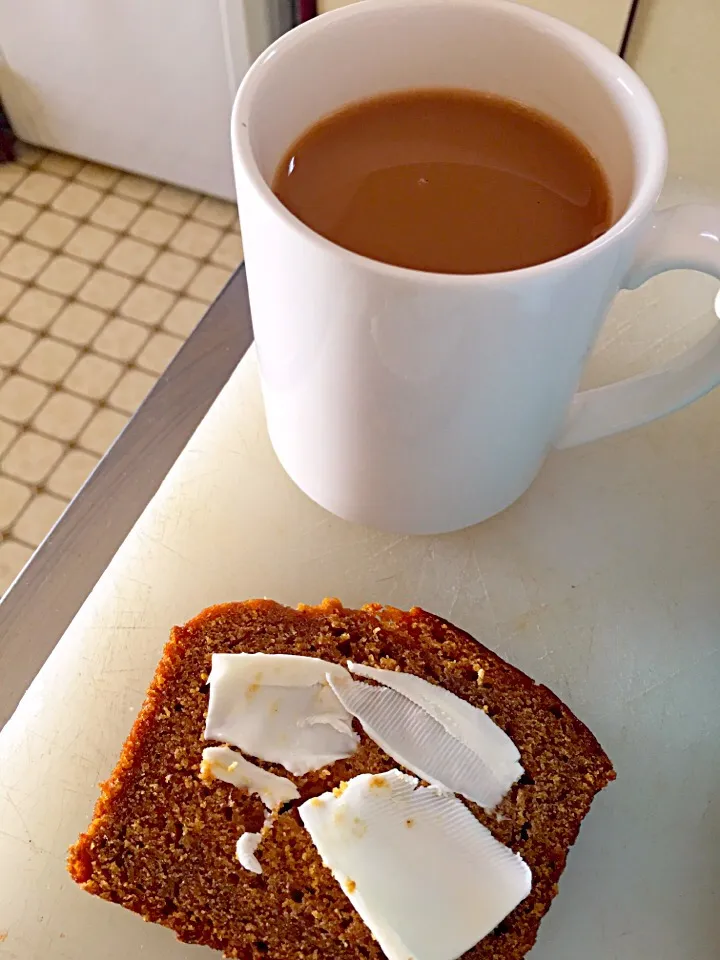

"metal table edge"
[0, 265, 254, 731]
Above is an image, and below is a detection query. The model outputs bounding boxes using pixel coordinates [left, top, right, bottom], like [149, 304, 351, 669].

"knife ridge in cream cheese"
[348, 661, 521, 777]
[329, 664, 522, 809]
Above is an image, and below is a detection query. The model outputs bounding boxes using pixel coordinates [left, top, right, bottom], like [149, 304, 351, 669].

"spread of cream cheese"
[235, 831, 264, 875]
[329, 662, 522, 809]
[200, 745, 300, 809]
[201, 651, 531, 954]
[299, 770, 531, 960]
[204, 653, 359, 775]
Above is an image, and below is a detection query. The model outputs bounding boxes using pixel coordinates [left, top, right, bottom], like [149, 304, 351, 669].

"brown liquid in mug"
[272, 89, 612, 274]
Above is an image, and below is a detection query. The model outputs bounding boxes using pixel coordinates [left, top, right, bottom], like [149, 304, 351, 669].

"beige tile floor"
[0, 144, 243, 595]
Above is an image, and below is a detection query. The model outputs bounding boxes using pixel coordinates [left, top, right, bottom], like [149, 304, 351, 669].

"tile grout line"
[0, 146, 242, 575]
[0, 216, 234, 387]
[1, 153, 239, 398]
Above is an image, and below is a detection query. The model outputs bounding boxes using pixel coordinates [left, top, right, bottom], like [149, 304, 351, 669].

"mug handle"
[555, 204, 720, 449]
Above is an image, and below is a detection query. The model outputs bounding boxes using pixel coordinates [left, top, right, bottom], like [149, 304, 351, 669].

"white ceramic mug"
[232, 0, 720, 535]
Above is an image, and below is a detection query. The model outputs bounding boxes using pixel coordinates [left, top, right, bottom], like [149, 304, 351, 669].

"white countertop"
[1, 179, 719, 959]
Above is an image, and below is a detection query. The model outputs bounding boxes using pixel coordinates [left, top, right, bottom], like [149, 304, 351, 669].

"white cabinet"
[507, 0, 632, 51]
[317, 0, 358, 9]
[318, 0, 634, 50]
[0, 0, 287, 199]
[625, 0, 720, 187]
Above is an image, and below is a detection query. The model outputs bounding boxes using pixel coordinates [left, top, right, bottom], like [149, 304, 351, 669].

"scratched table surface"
[1, 179, 719, 959]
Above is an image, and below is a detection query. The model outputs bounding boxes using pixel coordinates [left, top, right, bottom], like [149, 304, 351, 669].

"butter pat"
[200, 745, 300, 809]
[299, 770, 531, 960]
[204, 653, 359, 775]
[328, 662, 522, 808]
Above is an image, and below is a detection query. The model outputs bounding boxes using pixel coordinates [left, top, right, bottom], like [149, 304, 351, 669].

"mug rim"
[232, 0, 668, 285]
